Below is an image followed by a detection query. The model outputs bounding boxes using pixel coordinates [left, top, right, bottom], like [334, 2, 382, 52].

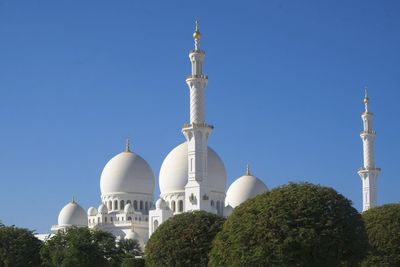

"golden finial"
[125, 138, 131, 152]
[364, 86, 369, 105]
[71, 195, 75, 203]
[246, 163, 250, 175]
[193, 17, 201, 40]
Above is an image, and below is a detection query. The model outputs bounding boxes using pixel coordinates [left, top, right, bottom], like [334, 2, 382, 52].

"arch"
[127, 200, 131, 204]
[178, 200, 183, 212]
[133, 200, 138, 210]
[120, 200, 125, 210]
[140, 200, 143, 210]
[114, 200, 118, 210]
[108, 200, 112, 210]
[127, 216, 132, 221]
[171, 200, 176, 212]
[154, 220, 159, 231]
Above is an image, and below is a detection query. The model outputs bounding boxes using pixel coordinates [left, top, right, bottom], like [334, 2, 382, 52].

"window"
[145, 201, 148, 211]
[171, 201, 176, 212]
[114, 200, 118, 210]
[140, 201, 143, 210]
[110, 217, 113, 222]
[98, 217, 100, 223]
[154, 220, 159, 231]
[133, 200, 138, 210]
[105, 217, 107, 223]
[127, 200, 131, 204]
[108, 200, 112, 210]
[211, 200, 214, 207]
[120, 200, 125, 210]
[216, 201, 221, 214]
[128, 216, 132, 221]
[178, 200, 183, 212]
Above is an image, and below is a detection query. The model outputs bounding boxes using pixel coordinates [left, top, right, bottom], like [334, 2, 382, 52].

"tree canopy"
[362, 203, 400, 267]
[209, 182, 368, 267]
[145, 211, 225, 267]
[40, 226, 119, 267]
[0, 224, 42, 267]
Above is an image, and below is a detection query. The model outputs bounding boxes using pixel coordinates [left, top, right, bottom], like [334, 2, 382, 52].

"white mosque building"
[43, 21, 380, 245]
[45, 21, 269, 245]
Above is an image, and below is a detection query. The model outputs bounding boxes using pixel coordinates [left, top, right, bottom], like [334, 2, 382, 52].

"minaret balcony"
[186, 74, 208, 80]
[358, 167, 381, 172]
[360, 130, 376, 135]
[182, 123, 214, 130]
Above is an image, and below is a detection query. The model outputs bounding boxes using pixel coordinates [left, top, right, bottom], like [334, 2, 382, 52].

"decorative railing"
[182, 123, 214, 129]
[186, 74, 208, 79]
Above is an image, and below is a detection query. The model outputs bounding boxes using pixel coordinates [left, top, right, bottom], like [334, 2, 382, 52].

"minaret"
[358, 88, 381, 212]
[182, 19, 213, 212]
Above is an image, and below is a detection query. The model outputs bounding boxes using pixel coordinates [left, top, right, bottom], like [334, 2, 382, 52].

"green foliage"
[118, 238, 143, 258]
[0, 224, 42, 267]
[361, 204, 400, 267]
[40, 226, 119, 267]
[209, 183, 368, 267]
[121, 257, 145, 267]
[145, 211, 225, 267]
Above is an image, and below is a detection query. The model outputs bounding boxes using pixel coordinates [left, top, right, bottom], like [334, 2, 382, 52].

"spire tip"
[246, 163, 250, 175]
[125, 138, 131, 152]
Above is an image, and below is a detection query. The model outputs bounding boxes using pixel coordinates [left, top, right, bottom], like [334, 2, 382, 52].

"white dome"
[125, 229, 141, 241]
[225, 173, 268, 208]
[98, 204, 108, 214]
[155, 198, 168, 210]
[100, 150, 155, 196]
[159, 142, 226, 195]
[58, 200, 87, 227]
[124, 203, 134, 214]
[87, 207, 98, 216]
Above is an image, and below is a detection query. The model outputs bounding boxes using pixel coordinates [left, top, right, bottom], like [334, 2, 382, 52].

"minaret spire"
[364, 86, 369, 113]
[193, 18, 201, 50]
[358, 89, 381, 212]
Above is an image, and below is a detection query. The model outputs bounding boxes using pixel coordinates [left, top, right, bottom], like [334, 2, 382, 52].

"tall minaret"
[182, 19, 213, 212]
[358, 88, 381, 212]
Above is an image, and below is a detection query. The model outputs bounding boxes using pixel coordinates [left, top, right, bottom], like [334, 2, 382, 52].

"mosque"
[39, 20, 380, 245]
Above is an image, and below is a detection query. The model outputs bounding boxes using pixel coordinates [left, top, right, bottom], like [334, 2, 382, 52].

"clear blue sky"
[0, 1, 399, 233]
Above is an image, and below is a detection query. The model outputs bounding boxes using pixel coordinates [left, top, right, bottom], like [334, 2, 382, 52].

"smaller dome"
[98, 204, 108, 215]
[155, 198, 168, 210]
[87, 207, 98, 216]
[124, 203, 134, 214]
[225, 165, 268, 208]
[223, 205, 233, 217]
[125, 229, 141, 241]
[58, 199, 87, 227]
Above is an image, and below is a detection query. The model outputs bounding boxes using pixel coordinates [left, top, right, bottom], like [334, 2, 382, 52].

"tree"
[145, 211, 225, 267]
[361, 204, 400, 267]
[117, 238, 144, 267]
[40, 226, 119, 267]
[209, 183, 368, 267]
[118, 238, 143, 257]
[0, 224, 42, 267]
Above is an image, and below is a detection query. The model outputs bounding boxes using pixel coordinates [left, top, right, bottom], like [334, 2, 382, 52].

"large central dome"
[159, 142, 226, 195]
[100, 150, 155, 196]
